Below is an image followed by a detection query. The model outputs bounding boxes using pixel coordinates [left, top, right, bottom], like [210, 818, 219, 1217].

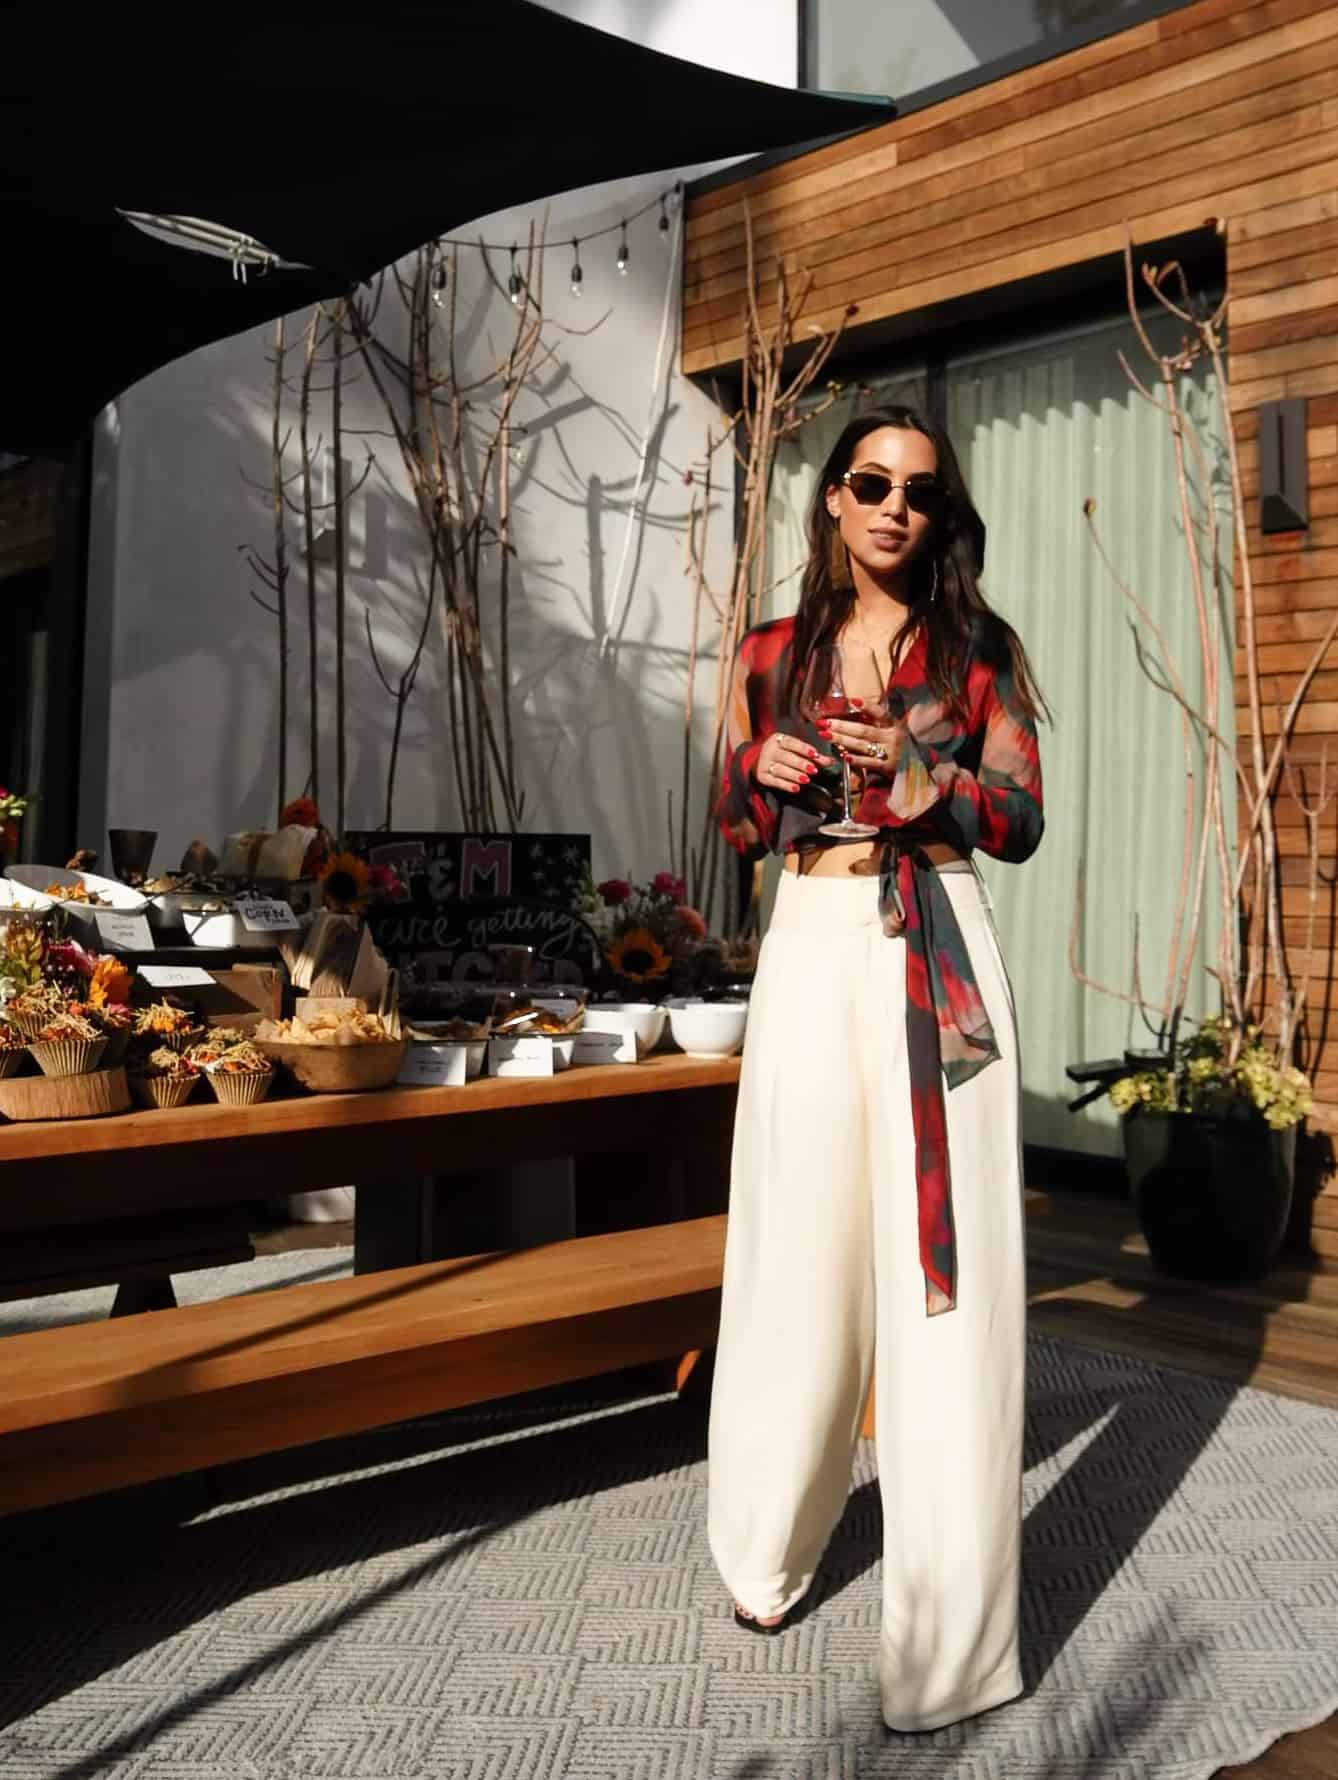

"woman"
[706, 405, 1046, 1734]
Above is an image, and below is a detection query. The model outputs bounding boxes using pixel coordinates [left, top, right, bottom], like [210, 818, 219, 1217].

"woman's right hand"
[755, 732, 835, 794]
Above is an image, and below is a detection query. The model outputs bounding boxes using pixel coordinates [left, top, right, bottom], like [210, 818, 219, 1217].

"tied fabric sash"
[878, 840, 1001, 1317]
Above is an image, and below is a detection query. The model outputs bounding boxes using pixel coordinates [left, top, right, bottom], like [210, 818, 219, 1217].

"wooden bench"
[0, 1214, 726, 1517]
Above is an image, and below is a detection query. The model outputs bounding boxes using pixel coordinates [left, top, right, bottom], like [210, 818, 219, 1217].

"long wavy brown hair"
[790, 404, 1048, 722]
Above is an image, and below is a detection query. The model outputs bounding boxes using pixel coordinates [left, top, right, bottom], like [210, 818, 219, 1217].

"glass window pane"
[806, 0, 1152, 105]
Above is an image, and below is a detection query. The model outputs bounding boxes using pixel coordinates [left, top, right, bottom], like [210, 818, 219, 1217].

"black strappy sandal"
[733, 1604, 791, 1635]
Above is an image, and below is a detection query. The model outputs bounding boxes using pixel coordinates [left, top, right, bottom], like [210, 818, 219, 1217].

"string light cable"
[117, 181, 681, 295]
[433, 181, 682, 303]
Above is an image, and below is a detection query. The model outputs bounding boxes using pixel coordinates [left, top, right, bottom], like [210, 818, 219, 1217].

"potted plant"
[1103, 1017, 1311, 1281]
[1071, 243, 1334, 1281]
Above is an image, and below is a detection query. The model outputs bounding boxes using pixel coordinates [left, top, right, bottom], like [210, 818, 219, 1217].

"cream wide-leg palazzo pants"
[706, 863, 1026, 1734]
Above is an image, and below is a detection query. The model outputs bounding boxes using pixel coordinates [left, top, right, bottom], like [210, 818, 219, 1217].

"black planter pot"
[1123, 1109, 1297, 1283]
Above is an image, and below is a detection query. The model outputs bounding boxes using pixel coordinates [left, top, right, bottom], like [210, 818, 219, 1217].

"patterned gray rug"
[2, 1248, 1337, 1778]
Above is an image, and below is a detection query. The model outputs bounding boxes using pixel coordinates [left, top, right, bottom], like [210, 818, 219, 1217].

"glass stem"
[840, 752, 855, 822]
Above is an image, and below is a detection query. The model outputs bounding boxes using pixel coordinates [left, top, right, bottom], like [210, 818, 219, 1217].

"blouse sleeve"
[715, 638, 780, 861]
[887, 653, 1044, 864]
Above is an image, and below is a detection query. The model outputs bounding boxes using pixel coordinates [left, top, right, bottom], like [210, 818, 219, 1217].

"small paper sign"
[95, 911, 155, 953]
[572, 1029, 636, 1066]
[488, 1034, 555, 1078]
[139, 964, 216, 989]
[236, 897, 299, 932]
[398, 1043, 468, 1088]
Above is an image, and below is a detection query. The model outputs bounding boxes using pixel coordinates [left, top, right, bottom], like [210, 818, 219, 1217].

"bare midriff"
[782, 835, 968, 878]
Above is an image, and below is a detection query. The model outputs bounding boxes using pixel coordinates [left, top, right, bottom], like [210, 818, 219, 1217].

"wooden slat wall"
[683, 0, 1338, 1233]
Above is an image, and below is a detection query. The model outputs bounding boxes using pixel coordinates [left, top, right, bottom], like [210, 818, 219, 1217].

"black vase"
[1123, 1109, 1297, 1283]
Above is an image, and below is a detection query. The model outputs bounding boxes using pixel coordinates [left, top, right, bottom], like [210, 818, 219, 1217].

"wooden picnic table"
[0, 1056, 744, 1513]
[0, 1053, 741, 1266]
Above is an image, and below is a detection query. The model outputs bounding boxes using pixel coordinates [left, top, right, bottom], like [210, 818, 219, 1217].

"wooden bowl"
[0, 1066, 130, 1122]
[254, 1038, 408, 1094]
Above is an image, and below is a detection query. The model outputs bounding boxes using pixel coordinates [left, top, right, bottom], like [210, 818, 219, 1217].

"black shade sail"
[3, 2, 892, 456]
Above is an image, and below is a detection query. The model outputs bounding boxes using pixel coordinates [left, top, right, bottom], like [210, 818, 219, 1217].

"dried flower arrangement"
[576, 868, 757, 997]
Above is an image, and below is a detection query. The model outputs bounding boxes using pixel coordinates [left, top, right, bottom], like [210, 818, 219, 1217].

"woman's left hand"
[817, 706, 906, 776]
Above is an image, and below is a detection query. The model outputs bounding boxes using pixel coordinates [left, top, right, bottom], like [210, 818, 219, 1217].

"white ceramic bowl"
[582, 1001, 667, 1059]
[6, 865, 147, 918]
[0, 876, 53, 914]
[182, 905, 300, 951]
[666, 999, 748, 1058]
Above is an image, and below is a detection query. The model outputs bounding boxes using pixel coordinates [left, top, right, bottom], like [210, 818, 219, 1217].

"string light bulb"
[658, 193, 670, 237]
[430, 259, 448, 308]
[616, 222, 629, 275]
[569, 239, 583, 297]
[508, 244, 524, 305]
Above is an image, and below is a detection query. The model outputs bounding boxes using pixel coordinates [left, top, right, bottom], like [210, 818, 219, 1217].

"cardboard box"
[133, 964, 284, 1027]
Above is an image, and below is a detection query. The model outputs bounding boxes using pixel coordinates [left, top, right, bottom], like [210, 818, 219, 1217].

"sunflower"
[88, 955, 134, 1008]
[319, 851, 373, 914]
[606, 926, 671, 981]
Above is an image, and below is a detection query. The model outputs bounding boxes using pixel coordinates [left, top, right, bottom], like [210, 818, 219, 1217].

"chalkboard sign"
[345, 831, 590, 908]
[367, 896, 606, 988]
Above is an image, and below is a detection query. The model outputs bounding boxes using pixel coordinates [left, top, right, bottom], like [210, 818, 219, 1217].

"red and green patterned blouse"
[716, 612, 1044, 1319]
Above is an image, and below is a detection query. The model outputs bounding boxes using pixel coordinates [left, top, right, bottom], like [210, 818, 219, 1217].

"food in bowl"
[44, 881, 109, 905]
[410, 1016, 491, 1041]
[134, 1001, 198, 1039]
[253, 1009, 406, 1092]
[4, 981, 67, 1036]
[211, 1041, 271, 1074]
[185, 1028, 253, 1068]
[127, 1044, 202, 1108]
[27, 1007, 108, 1076]
[129, 1045, 200, 1081]
[202, 1039, 276, 1103]
[492, 1000, 585, 1036]
[255, 1008, 399, 1045]
[666, 999, 748, 1058]
[34, 1009, 101, 1043]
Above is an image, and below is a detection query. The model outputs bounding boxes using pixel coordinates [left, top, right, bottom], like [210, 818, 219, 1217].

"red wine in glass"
[800, 645, 884, 839]
[813, 694, 861, 723]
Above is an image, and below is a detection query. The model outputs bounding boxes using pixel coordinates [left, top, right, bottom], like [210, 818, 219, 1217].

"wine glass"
[799, 643, 889, 840]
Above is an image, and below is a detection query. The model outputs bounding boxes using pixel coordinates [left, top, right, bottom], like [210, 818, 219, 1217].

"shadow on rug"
[1, 1259, 1336, 1778]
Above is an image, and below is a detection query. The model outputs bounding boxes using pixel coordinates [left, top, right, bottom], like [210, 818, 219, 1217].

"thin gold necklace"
[847, 615, 918, 670]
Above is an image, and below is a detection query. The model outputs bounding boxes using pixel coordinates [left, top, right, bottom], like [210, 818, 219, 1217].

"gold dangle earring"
[827, 518, 852, 590]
